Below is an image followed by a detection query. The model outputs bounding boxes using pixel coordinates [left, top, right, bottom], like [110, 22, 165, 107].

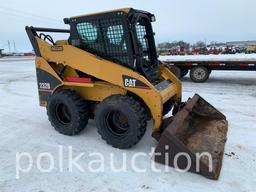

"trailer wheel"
[168, 66, 181, 78]
[190, 66, 210, 83]
[95, 95, 147, 149]
[47, 90, 89, 136]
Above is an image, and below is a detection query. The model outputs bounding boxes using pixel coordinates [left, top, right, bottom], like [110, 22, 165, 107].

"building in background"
[226, 41, 256, 48]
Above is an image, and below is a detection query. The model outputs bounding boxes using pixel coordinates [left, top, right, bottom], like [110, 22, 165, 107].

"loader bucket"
[153, 94, 228, 180]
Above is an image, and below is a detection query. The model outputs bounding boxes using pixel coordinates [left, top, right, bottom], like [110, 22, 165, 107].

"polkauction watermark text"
[15, 145, 213, 179]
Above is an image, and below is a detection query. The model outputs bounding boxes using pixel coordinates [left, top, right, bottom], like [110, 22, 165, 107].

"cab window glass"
[77, 22, 98, 42]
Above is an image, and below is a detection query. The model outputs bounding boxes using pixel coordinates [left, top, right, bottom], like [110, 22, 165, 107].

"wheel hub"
[55, 103, 72, 125]
[194, 68, 206, 80]
[107, 110, 129, 135]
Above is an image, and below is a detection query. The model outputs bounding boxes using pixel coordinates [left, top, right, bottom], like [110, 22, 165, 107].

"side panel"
[36, 68, 62, 104]
[64, 82, 127, 102]
[35, 57, 127, 105]
[35, 57, 63, 106]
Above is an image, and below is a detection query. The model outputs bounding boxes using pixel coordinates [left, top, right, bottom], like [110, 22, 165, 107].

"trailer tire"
[47, 89, 89, 136]
[95, 95, 147, 149]
[190, 66, 210, 83]
[168, 66, 181, 78]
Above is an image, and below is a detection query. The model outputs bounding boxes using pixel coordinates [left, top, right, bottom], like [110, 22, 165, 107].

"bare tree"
[158, 41, 190, 50]
[194, 41, 206, 48]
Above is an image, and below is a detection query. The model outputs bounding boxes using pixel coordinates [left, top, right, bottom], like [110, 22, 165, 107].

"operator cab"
[64, 8, 159, 82]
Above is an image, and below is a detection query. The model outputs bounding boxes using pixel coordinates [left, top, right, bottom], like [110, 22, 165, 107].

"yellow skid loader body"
[36, 38, 181, 133]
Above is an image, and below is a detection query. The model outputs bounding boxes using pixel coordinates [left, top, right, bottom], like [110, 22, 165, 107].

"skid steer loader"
[26, 8, 228, 179]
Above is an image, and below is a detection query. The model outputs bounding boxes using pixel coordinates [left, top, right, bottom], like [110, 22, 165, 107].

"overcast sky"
[0, 0, 255, 52]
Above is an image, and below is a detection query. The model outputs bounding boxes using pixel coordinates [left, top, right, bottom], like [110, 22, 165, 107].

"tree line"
[158, 41, 207, 50]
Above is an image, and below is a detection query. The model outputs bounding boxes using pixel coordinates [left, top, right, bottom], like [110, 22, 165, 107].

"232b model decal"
[39, 82, 51, 90]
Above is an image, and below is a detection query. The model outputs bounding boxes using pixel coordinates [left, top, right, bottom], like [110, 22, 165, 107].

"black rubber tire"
[180, 69, 189, 78]
[95, 95, 147, 149]
[190, 66, 210, 83]
[163, 99, 174, 116]
[47, 89, 89, 136]
[168, 66, 182, 78]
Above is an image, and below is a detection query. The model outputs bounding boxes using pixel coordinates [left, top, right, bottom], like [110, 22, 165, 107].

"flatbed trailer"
[161, 55, 256, 82]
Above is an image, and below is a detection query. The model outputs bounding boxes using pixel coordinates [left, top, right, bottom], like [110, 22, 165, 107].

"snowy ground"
[0, 58, 255, 192]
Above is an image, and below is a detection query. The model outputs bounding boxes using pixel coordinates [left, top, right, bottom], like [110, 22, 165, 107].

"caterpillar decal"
[122, 75, 150, 89]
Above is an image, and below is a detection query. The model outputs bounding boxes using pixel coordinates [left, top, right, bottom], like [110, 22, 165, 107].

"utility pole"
[13, 40, 17, 53]
[8, 40, 11, 53]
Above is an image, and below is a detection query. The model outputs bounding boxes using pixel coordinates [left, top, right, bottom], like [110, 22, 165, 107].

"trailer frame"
[164, 59, 256, 82]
